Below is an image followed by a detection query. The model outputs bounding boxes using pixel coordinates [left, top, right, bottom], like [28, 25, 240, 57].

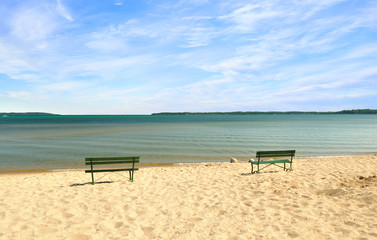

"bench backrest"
[85, 156, 139, 166]
[256, 150, 295, 160]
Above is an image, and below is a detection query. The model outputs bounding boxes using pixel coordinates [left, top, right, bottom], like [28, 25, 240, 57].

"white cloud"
[8, 73, 43, 82]
[180, 26, 216, 48]
[197, 0, 376, 87]
[85, 20, 156, 51]
[296, 0, 346, 19]
[40, 81, 89, 91]
[0, 0, 376, 113]
[8, 91, 33, 99]
[342, 43, 377, 59]
[0, 40, 36, 74]
[66, 55, 156, 79]
[10, 7, 57, 43]
[182, 16, 213, 21]
[219, 3, 281, 32]
[56, 0, 73, 21]
[86, 36, 127, 52]
[96, 88, 141, 100]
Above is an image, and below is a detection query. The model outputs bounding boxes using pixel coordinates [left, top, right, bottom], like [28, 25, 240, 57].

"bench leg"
[90, 164, 95, 185]
[251, 163, 260, 174]
[129, 170, 134, 182]
[91, 173, 95, 185]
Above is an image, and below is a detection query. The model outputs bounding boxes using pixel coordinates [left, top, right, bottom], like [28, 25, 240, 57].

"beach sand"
[0, 155, 376, 240]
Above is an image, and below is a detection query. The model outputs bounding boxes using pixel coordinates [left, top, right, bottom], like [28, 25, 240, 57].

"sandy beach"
[0, 155, 376, 240]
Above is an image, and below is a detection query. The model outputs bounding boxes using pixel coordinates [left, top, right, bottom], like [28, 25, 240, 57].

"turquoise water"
[0, 114, 376, 170]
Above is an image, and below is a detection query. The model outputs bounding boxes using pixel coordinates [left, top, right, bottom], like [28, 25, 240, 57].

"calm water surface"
[0, 114, 376, 170]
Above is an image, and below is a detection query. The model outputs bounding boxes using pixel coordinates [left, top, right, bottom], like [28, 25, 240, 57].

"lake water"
[0, 114, 376, 171]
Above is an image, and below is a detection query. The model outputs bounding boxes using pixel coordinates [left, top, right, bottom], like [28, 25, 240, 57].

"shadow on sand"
[241, 170, 279, 176]
[70, 181, 113, 187]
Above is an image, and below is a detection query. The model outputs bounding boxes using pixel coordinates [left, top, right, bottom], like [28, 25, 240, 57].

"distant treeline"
[152, 109, 377, 115]
[2, 109, 376, 116]
[337, 109, 377, 114]
[1, 112, 59, 116]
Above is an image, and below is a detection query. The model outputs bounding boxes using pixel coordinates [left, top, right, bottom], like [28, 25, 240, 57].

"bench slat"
[85, 160, 139, 165]
[256, 150, 295, 157]
[85, 157, 139, 161]
[85, 168, 139, 173]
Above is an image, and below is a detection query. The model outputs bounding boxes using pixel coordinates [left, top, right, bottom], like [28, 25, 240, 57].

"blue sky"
[0, 0, 376, 114]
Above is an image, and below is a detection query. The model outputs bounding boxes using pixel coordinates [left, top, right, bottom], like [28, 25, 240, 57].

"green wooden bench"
[249, 150, 295, 174]
[85, 156, 139, 185]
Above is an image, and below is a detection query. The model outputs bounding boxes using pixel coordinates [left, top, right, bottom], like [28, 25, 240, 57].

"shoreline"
[1, 153, 376, 175]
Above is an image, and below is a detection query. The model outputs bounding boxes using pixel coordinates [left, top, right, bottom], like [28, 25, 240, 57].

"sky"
[0, 0, 376, 114]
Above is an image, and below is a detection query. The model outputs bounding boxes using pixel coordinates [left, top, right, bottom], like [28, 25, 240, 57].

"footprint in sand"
[187, 217, 203, 222]
[114, 221, 123, 228]
[287, 231, 300, 238]
[141, 226, 155, 237]
[68, 233, 91, 240]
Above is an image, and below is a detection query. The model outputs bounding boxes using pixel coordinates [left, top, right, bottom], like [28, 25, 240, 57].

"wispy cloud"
[0, 40, 36, 74]
[10, 6, 57, 44]
[39, 81, 89, 92]
[219, 3, 281, 32]
[56, 0, 73, 21]
[0, 0, 376, 113]
[8, 91, 33, 99]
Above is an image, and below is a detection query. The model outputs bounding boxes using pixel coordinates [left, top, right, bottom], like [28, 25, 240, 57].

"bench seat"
[85, 168, 139, 173]
[257, 159, 290, 164]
